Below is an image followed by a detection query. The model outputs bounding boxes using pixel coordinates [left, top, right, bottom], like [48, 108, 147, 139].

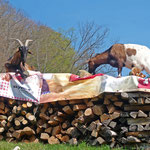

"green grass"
[0, 141, 123, 150]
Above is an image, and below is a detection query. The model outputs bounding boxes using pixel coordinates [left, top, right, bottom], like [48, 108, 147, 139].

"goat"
[87, 43, 150, 77]
[5, 39, 33, 78]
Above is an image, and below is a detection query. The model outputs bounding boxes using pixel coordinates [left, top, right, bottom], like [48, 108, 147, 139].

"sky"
[9, 0, 150, 76]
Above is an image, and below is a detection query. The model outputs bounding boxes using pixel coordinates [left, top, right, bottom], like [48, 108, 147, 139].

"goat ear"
[28, 50, 33, 54]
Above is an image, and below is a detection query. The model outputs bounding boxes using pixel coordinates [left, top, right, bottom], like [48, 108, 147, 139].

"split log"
[124, 105, 150, 111]
[66, 127, 80, 138]
[100, 113, 110, 122]
[52, 125, 61, 136]
[73, 104, 87, 111]
[107, 104, 116, 114]
[58, 100, 68, 106]
[138, 110, 147, 118]
[130, 112, 138, 119]
[127, 117, 150, 125]
[40, 133, 49, 141]
[69, 138, 78, 145]
[48, 136, 60, 144]
[62, 105, 74, 115]
[92, 105, 104, 116]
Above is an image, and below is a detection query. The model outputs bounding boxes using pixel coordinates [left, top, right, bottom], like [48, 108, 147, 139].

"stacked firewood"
[0, 92, 150, 148]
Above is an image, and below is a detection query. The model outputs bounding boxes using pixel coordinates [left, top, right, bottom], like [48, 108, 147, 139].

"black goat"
[5, 39, 33, 78]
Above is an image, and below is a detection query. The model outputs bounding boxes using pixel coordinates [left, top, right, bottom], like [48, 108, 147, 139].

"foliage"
[30, 25, 75, 73]
[0, 141, 124, 150]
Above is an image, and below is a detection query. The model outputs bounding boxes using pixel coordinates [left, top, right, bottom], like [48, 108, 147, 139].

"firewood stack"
[1, 92, 150, 148]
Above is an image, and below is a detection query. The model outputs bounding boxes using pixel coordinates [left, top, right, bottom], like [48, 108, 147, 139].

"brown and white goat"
[87, 43, 150, 77]
[5, 39, 33, 78]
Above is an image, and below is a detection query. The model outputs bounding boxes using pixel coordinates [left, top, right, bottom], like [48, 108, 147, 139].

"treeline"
[0, 0, 116, 75]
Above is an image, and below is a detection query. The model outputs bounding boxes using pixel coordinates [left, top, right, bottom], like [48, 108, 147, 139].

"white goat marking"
[124, 44, 150, 73]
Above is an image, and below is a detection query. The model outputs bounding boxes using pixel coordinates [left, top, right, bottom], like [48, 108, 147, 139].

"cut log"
[8, 99, 16, 106]
[69, 138, 78, 145]
[129, 125, 137, 131]
[100, 113, 110, 122]
[109, 121, 117, 129]
[129, 98, 137, 104]
[0, 101, 5, 110]
[126, 131, 150, 137]
[87, 121, 97, 131]
[41, 103, 49, 113]
[92, 105, 104, 116]
[104, 98, 111, 105]
[138, 110, 147, 118]
[91, 97, 99, 102]
[14, 119, 21, 128]
[69, 99, 84, 105]
[127, 136, 141, 143]
[48, 108, 53, 114]
[48, 136, 60, 144]
[97, 136, 106, 145]
[121, 112, 129, 118]
[124, 105, 150, 111]
[107, 104, 116, 114]
[145, 98, 150, 104]
[26, 102, 33, 108]
[53, 116, 64, 123]
[21, 110, 27, 116]
[62, 105, 74, 115]
[56, 111, 67, 118]
[0, 127, 5, 133]
[58, 100, 68, 106]
[114, 101, 123, 107]
[137, 125, 144, 131]
[1, 120, 7, 127]
[120, 92, 129, 99]
[67, 127, 80, 138]
[40, 133, 49, 140]
[62, 121, 71, 130]
[0, 115, 7, 120]
[130, 112, 138, 119]
[127, 117, 150, 125]
[39, 113, 50, 120]
[29, 135, 39, 143]
[26, 113, 36, 123]
[85, 100, 94, 107]
[52, 125, 61, 136]
[45, 127, 52, 134]
[60, 135, 70, 142]
[22, 119, 28, 126]
[144, 124, 150, 130]
[84, 108, 94, 118]
[137, 98, 144, 104]
[91, 129, 98, 138]
[12, 127, 35, 139]
[73, 104, 87, 111]
[0, 109, 5, 114]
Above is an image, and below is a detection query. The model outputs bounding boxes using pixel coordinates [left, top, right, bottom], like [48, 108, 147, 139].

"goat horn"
[11, 38, 24, 46]
[25, 39, 33, 47]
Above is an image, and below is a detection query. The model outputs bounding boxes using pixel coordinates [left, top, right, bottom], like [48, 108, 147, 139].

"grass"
[0, 141, 124, 150]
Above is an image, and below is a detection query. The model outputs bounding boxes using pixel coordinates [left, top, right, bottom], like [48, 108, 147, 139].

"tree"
[0, 0, 35, 72]
[29, 25, 75, 73]
[59, 22, 117, 76]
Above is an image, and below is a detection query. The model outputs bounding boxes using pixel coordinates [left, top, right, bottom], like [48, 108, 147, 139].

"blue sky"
[9, 0, 150, 75]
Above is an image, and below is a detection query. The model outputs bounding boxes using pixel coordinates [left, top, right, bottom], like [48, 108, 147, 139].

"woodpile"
[1, 91, 150, 148]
